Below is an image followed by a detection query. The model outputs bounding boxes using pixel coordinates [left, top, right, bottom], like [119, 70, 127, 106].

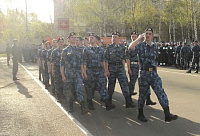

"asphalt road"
[0, 58, 200, 136]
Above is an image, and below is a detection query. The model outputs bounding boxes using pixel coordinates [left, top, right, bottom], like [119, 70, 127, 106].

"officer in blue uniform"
[51, 38, 64, 102]
[82, 33, 115, 111]
[104, 32, 135, 108]
[129, 28, 178, 122]
[60, 33, 88, 114]
[187, 41, 200, 73]
[126, 31, 156, 106]
[175, 42, 182, 69]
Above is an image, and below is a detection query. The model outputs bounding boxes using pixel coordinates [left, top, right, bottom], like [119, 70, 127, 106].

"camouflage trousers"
[84, 69, 109, 100]
[50, 73, 55, 94]
[54, 73, 63, 96]
[138, 70, 169, 108]
[63, 72, 84, 103]
[44, 64, 49, 85]
[108, 65, 130, 97]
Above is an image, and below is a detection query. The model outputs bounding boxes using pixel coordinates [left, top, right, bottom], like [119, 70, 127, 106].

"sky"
[0, 0, 54, 23]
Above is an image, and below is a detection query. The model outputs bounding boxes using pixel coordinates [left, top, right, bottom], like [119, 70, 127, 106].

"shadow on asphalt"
[15, 81, 33, 98]
[50, 88, 200, 136]
[20, 62, 200, 136]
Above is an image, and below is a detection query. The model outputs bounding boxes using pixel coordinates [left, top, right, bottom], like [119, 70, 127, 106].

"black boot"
[195, 70, 199, 73]
[80, 101, 88, 115]
[105, 98, 115, 111]
[146, 94, 156, 105]
[109, 95, 112, 104]
[125, 97, 136, 108]
[88, 99, 95, 110]
[45, 83, 48, 89]
[56, 93, 62, 103]
[164, 106, 178, 122]
[137, 108, 148, 122]
[68, 100, 74, 112]
[186, 69, 191, 73]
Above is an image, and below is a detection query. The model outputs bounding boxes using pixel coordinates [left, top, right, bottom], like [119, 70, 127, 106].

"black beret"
[88, 33, 100, 41]
[57, 37, 64, 42]
[68, 32, 76, 38]
[131, 31, 138, 35]
[145, 28, 153, 33]
[112, 32, 121, 37]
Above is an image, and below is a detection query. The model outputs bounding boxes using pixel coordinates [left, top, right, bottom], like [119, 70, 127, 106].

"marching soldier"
[127, 31, 156, 106]
[51, 38, 64, 102]
[61, 33, 88, 114]
[104, 32, 135, 108]
[42, 41, 51, 89]
[47, 39, 57, 95]
[129, 28, 178, 122]
[82, 33, 115, 110]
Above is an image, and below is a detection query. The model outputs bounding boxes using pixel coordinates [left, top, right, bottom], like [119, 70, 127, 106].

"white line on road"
[20, 63, 93, 136]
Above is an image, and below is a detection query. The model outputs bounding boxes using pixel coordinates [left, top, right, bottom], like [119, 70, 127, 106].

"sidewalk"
[0, 58, 87, 136]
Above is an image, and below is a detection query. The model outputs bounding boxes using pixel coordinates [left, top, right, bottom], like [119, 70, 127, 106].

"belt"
[140, 66, 156, 72]
[131, 61, 139, 65]
[109, 62, 123, 66]
[88, 67, 102, 70]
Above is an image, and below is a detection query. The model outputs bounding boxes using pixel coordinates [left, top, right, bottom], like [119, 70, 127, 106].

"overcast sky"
[0, 0, 54, 23]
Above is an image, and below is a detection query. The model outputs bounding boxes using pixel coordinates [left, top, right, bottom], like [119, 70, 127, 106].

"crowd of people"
[9, 27, 200, 123]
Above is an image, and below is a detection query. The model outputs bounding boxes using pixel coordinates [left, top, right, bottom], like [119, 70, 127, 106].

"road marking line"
[20, 64, 93, 136]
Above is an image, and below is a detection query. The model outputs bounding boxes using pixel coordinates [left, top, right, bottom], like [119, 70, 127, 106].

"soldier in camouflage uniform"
[104, 32, 135, 108]
[127, 31, 156, 106]
[175, 42, 182, 69]
[180, 43, 191, 70]
[51, 38, 64, 102]
[11, 39, 20, 80]
[82, 33, 115, 111]
[42, 41, 51, 89]
[129, 28, 178, 122]
[37, 40, 46, 83]
[48, 39, 57, 95]
[187, 41, 200, 73]
[60, 33, 88, 114]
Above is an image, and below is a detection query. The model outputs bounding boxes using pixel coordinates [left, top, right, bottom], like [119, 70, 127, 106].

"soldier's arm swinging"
[47, 61, 51, 74]
[60, 66, 66, 82]
[129, 33, 145, 50]
[126, 59, 132, 75]
[104, 62, 110, 77]
[52, 62, 55, 77]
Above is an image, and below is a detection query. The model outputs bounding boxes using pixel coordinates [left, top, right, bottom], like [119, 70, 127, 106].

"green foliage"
[0, 9, 53, 45]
